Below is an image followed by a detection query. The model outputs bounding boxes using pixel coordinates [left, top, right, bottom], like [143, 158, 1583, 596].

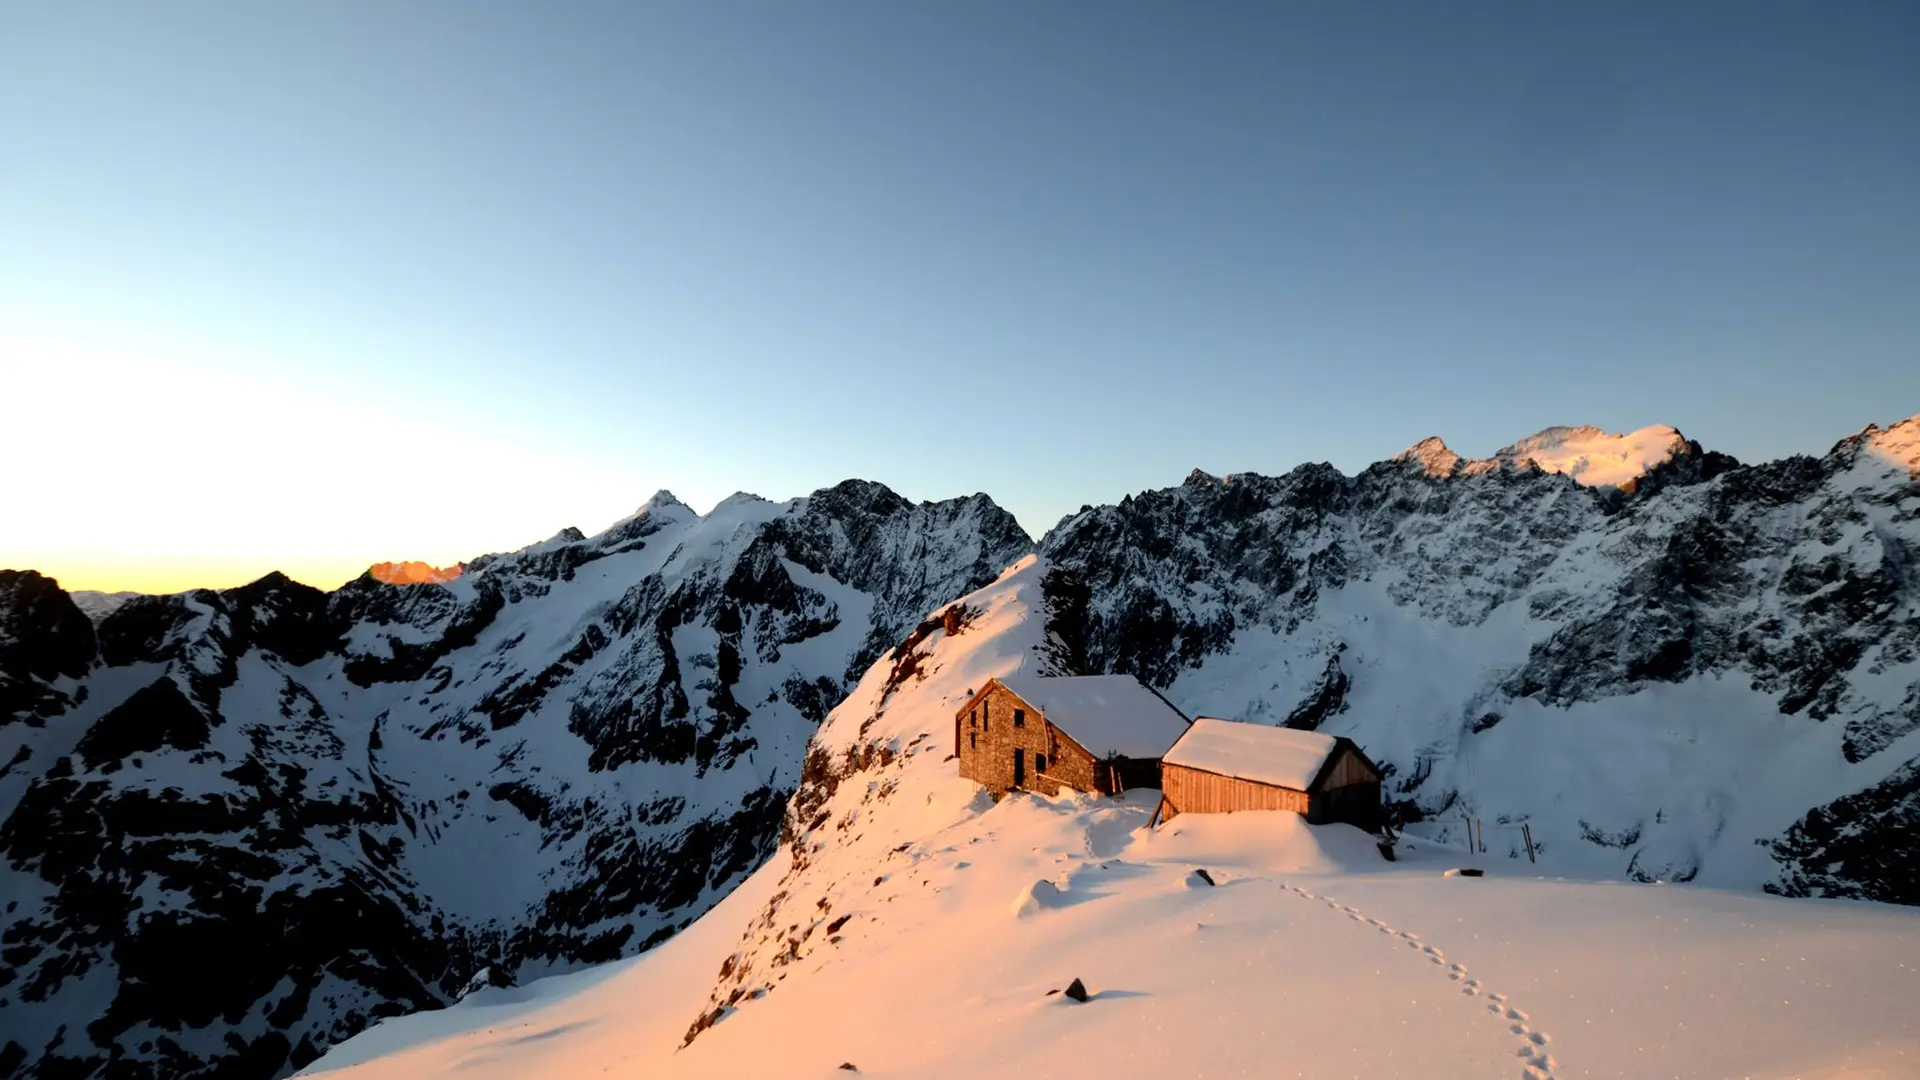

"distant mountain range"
[2, 414, 1915, 1080]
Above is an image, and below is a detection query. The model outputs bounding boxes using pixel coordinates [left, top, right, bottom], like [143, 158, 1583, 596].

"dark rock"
[1063, 977, 1090, 1002]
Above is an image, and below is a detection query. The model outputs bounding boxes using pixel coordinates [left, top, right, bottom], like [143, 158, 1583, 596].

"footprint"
[1279, 881, 1558, 1078]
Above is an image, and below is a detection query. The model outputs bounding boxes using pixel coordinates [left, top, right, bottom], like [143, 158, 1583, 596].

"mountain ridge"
[2, 411, 1917, 1079]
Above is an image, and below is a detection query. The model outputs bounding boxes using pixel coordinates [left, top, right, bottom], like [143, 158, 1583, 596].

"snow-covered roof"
[993, 674, 1190, 759]
[1162, 718, 1342, 791]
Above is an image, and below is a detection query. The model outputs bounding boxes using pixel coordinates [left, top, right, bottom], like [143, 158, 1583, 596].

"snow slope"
[306, 556, 1920, 1080]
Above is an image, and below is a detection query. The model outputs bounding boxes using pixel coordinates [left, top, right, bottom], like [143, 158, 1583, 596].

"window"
[1036, 754, 1048, 773]
[970, 732, 977, 749]
[983, 703, 989, 731]
[1013, 708, 1025, 728]
[970, 709, 977, 728]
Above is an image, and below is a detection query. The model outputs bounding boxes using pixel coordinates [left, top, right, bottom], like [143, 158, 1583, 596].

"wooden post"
[1522, 823, 1536, 863]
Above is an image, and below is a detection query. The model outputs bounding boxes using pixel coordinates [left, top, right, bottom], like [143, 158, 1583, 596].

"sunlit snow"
[308, 556, 1920, 1080]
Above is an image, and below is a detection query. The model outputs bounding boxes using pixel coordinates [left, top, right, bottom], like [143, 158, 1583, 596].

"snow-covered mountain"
[1037, 417, 1920, 901]
[0, 482, 1031, 1079]
[4, 414, 1919, 1080]
[304, 553, 1920, 1080]
[66, 590, 143, 625]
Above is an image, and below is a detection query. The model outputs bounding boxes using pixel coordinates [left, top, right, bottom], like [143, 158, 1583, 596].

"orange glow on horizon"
[369, 560, 464, 585]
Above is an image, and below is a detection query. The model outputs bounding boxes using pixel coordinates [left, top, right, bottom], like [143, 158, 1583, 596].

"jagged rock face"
[0, 571, 96, 729]
[1039, 418, 1920, 902]
[0, 482, 1032, 1080]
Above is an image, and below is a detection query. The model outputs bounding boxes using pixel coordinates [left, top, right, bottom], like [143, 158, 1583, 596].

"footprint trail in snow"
[1280, 882, 1559, 1080]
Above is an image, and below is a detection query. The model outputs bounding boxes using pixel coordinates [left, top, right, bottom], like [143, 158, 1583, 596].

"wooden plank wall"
[1320, 745, 1378, 790]
[1162, 764, 1311, 817]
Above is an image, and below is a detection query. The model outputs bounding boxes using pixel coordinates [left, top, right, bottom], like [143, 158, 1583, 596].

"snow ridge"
[1396, 423, 1694, 489]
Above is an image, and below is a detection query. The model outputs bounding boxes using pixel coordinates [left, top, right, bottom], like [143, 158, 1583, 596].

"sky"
[3, 1, 1917, 593]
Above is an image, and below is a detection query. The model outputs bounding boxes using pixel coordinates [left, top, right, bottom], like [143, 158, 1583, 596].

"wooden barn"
[955, 674, 1190, 798]
[1155, 717, 1382, 830]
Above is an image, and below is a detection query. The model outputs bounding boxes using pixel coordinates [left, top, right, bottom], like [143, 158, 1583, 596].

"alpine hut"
[1156, 717, 1382, 829]
[955, 674, 1190, 798]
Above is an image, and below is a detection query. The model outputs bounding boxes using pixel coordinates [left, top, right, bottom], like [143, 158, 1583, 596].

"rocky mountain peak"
[638, 489, 688, 515]
[1843, 413, 1920, 477]
[1393, 436, 1464, 478]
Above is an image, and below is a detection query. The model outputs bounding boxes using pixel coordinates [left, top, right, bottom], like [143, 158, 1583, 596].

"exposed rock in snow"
[1392, 435, 1466, 479]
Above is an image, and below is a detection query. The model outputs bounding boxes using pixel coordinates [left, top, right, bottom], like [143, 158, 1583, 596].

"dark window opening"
[969, 732, 976, 749]
[1036, 754, 1048, 773]
[970, 709, 977, 728]
[1013, 748, 1025, 787]
[1013, 708, 1025, 728]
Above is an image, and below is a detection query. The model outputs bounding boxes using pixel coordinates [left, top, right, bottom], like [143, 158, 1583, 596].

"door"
[1013, 748, 1026, 788]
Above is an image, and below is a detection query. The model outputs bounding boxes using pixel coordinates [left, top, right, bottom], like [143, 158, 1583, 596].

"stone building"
[954, 674, 1190, 798]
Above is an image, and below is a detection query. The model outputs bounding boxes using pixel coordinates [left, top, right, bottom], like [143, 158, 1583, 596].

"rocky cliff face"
[0, 482, 1032, 1079]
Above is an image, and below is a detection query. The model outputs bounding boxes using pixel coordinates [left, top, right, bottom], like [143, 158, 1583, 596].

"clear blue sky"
[3, 2, 1917, 590]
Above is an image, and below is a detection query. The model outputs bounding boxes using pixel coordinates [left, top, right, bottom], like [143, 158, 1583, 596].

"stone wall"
[956, 684, 1094, 797]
